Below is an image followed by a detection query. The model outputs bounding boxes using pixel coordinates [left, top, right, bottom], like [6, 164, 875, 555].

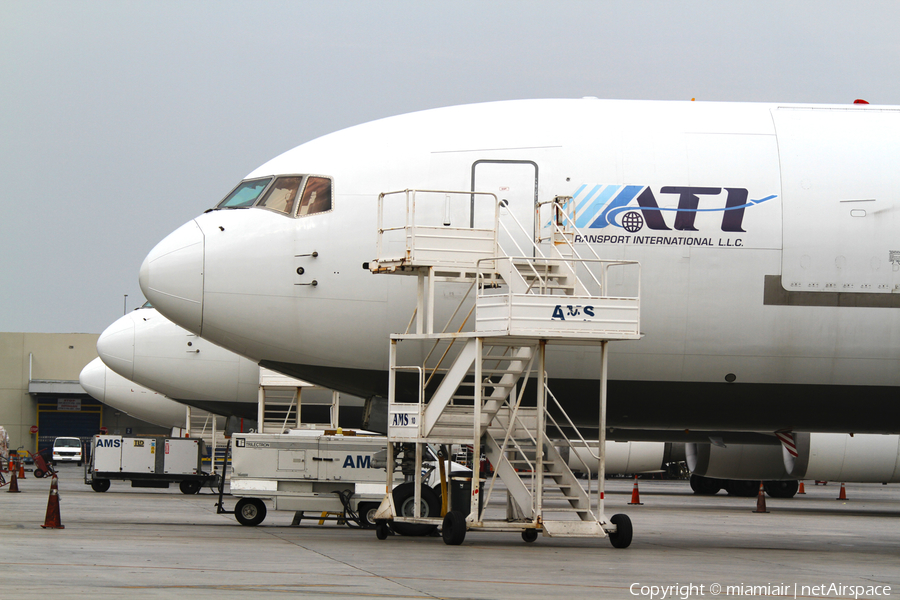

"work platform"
[369, 189, 641, 547]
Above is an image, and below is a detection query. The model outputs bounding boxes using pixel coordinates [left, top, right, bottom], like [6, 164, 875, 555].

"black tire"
[725, 480, 760, 497]
[358, 502, 379, 529]
[375, 522, 390, 540]
[764, 480, 799, 499]
[441, 511, 467, 546]
[521, 528, 539, 543]
[689, 474, 722, 495]
[179, 480, 202, 495]
[391, 482, 440, 536]
[33, 468, 44, 479]
[91, 478, 111, 493]
[235, 498, 267, 526]
[608, 513, 633, 549]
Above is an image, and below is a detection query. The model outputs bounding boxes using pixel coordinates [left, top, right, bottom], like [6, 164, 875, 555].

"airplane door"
[772, 107, 900, 295]
[471, 160, 539, 257]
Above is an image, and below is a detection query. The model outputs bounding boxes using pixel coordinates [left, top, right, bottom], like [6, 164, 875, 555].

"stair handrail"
[539, 196, 607, 292]
[374, 188, 501, 267]
[481, 352, 540, 517]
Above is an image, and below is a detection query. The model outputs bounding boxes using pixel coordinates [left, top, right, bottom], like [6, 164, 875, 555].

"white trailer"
[228, 431, 468, 528]
[85, 435, 216, 494]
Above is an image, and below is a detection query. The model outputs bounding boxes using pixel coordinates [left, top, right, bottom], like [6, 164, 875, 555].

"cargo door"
[92, 435, 123, 472]
[471, 160, 539, 257]
[772, 107, 900, 294]
[121, 437, 156, 473]
[164, 438, 200, 475]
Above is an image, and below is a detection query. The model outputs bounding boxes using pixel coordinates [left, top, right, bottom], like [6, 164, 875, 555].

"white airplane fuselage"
[140, 99, 900, 436]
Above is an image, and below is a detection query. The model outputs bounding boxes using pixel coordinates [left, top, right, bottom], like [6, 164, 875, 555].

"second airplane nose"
[97, 314, 136, 380]
[79, 358, 108, 403]
[139, 220, 204, 334]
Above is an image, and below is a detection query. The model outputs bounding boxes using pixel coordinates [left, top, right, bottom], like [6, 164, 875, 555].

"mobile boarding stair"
[368, 189, 641, 547]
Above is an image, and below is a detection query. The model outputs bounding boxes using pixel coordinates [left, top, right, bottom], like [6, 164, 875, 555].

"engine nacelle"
[787, 433, 900, 483]
[686, 442, 791, 480]
[560, 441, 677, 474]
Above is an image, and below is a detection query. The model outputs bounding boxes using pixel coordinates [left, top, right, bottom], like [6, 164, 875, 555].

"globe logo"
[621, 211, 644, 233]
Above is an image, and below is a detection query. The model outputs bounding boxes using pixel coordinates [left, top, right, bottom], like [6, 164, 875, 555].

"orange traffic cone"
[7, 468, 20, 493]
[40, 474, 64, 529]
[836, 482, 847, 501]
[797, 481, 806, 495]
[18, 462, 25, 479]
[628, 475, 643, 505]
[753, 481, 769, 513]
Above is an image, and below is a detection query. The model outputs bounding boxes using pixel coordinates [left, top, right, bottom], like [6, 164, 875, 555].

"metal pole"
[536, 341, 545, 520]
[257, 386, 265, 434]
[123, 294, 128, 315]
[471, 337, 483, 522]
[598, 341, 608, 518]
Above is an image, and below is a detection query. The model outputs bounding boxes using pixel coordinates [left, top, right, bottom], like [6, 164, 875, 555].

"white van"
[52, 437, 83, 466]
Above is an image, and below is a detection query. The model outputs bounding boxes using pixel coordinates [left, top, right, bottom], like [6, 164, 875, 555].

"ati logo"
[552, 305, 595, 321]
[342, 455, 372, 469]
[391, 413, 416, 427]
[97, 438, 121, 448]
[569, 184, 776, 233]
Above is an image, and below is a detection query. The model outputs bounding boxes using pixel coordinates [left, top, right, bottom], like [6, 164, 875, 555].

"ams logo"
[342, 455, 372, 469]
[96, 439, 122, 448]
[391, 413, 416, 427]
[552, 305, 595, 321]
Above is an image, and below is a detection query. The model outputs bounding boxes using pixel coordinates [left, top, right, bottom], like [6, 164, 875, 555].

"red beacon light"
[853, 99, 870, 104]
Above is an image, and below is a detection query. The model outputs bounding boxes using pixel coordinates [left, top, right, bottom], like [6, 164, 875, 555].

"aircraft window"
[140, 300, 153, 309]
[216, 178, 273, 209]
[297, 177, 332, 217]
[257, 176, 303, 215]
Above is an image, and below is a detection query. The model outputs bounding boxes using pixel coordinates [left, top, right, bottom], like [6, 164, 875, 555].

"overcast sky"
[3, 1, 900, 334]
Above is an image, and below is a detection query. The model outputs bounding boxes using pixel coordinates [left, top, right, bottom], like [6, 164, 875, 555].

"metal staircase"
[258, 368, 340, 433]
[371, 189, 641, 546]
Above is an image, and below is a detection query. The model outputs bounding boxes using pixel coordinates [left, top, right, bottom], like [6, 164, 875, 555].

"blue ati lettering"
[343, 455, 372, 469]
[569, 184, 776, 234]
[551, 305, 595, 321]
[97, 438, 121, 448]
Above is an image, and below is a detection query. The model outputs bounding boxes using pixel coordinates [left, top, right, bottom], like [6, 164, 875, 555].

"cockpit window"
[257, 176, 303, 215]
[216, 177, 273, 209]
[297, 177, 333, 216]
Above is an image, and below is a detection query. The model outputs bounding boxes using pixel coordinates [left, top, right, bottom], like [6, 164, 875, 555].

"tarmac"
[1, 466, 898, 599]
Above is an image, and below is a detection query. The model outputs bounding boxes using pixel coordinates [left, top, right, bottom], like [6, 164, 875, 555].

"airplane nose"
[139, 220, 204, 333]
[79, 358, 108, 402]
[97, 315, 136, 380]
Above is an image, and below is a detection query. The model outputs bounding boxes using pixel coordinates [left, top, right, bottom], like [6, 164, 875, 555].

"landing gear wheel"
[763, 480, 799, 498]
[608, 514, 633, 549]
[33, 468, 44, 479]
[235, 498, 267, 526]
[689, 474, 722, 495]
[391, 482, 440, 536]
[725, 480, 760, 497]
[375, 522, 390, 540]
[91, 478, 111, 492]
[358, 502, 379, 529]
[441, 511, 467, 545]
[179, 480, 202, 495]
[521, 528, 539, 543]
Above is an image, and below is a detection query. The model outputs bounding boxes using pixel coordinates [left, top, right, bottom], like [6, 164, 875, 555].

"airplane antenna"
[123, 294, 128, 315]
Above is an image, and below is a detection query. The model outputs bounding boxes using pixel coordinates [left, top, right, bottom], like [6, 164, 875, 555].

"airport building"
[0, 332, 167, 455]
